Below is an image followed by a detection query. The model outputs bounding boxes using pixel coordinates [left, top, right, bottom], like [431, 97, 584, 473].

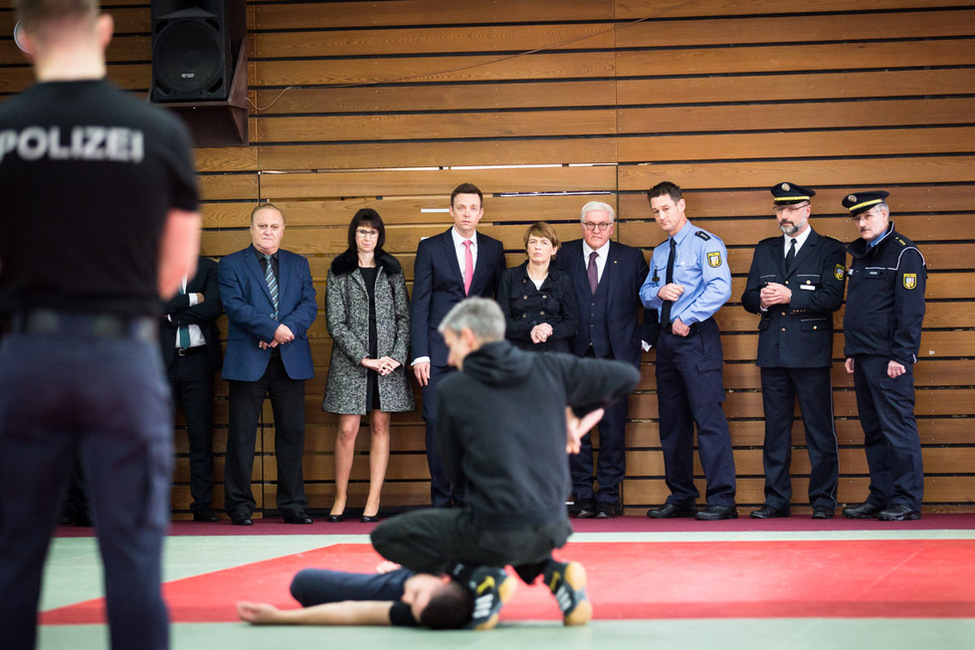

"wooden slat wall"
[2, 0, 972, 517]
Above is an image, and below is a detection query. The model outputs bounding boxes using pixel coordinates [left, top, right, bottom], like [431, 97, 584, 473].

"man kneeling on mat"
[370, 298, 640, 629]
[237, 562, 473, 629]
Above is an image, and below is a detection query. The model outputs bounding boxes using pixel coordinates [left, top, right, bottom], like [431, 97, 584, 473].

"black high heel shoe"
[360, 514, 380, 523]
[327, 513, 344, 523]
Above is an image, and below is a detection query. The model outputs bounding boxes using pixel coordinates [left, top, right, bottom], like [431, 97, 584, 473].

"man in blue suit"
[410, 183, 505, 507]
[219, 204, 318, 525]
[553, 201, 650, 519]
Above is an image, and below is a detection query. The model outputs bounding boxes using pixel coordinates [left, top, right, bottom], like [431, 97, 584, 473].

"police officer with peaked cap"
[841, 191, 926, 521]
[741, 182, 845, 519]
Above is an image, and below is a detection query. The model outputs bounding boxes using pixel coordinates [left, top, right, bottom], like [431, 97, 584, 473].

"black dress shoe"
[327, 514, 344, 523]
[843, 502, 884, 519]
[647, 503, 696, 519]
[594, 502, 615, 519]
[193, 506, 219, 523]
[812, 506, 835, 519]
[696, 504, 738, 521]
[574, 499, 595, 519]
[284, 511, 313, 524]
[878, 504, 921, 521]
[360, 515, 380, 523]
[231, 514, 253, 526]
[750, 505, 790, 519]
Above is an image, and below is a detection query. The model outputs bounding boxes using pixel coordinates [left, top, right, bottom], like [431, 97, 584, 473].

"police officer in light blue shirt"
[640, 181, 737, 521]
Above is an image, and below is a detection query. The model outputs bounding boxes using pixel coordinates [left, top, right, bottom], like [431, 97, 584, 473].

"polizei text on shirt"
[0, 126, 145, 164]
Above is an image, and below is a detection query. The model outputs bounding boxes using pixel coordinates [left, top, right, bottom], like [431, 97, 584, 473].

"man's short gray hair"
[580, 200, 615, 222]
[438, 297, 505, 343]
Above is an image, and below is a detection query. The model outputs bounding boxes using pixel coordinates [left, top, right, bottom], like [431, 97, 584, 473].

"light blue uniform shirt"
[639, 220, 731, 326]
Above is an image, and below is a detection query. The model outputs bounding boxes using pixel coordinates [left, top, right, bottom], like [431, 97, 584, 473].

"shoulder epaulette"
[695, 231, 711, 241]
[895, 237, 908, 247]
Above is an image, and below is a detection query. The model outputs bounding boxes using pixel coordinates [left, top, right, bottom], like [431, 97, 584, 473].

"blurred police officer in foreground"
[0, 2, 200, 648]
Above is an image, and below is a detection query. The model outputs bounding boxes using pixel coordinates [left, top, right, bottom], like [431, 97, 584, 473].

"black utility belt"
[4, 309, 157, 343]
[663, 322, 701, 336]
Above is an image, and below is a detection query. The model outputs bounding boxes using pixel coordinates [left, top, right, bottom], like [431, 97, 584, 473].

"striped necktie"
[263, 254, 279, 318]
[177, 278, 190, 349]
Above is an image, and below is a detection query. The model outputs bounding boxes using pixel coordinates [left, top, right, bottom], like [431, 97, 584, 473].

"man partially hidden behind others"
[0, 2, 201, 649]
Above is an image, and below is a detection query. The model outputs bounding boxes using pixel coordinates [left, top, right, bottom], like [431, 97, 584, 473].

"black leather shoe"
[574, 499, 595, 519]
[193, 506, 219, 523]
[360, 515, 380, 523]
[812, 506, 835, 519]
[647, 503, 696, 519]
[750, 505, 790, 519]
[231, 513, 253, 526]
[843, 502, 884, 519]
[594, 502, 615, 519]
[696, 504, 738, 521]
[878, 504, 921, 521]
[284, 511, 313, 524]
[327, 514, 344, 523]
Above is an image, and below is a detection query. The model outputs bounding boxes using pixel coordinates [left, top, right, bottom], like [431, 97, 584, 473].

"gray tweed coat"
[322, 249, 416, 415]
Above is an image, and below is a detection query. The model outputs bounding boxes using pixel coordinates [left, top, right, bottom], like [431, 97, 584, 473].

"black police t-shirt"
[0, 78, 199, 315]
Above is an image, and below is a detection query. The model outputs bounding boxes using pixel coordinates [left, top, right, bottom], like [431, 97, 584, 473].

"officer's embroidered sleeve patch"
[903, 273, 918, 290]
[707, 251, 722, 268]
[834, 264, 845, 281]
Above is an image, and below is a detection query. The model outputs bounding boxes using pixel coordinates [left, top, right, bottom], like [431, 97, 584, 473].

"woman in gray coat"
[322, 209, 415, 522]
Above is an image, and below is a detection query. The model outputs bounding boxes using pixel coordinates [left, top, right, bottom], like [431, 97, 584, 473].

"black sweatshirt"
[436, 341, 640, 530]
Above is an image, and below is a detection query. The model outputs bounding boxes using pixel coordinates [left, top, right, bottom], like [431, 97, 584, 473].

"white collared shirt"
[581, 239, 610, 283]
[784, 225, 813, 258]
[451, 227, 477, 278]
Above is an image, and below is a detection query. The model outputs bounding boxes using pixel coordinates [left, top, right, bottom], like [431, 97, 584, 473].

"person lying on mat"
[237, 562, 473, 630]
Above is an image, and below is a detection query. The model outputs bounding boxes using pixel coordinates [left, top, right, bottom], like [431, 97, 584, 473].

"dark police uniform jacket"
[741, 229, 846, 368]
[843, 222, 926, 365]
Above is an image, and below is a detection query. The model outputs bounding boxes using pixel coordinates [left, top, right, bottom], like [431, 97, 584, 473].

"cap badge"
[781, 183, 790, 191]
[847, 194, 857, 203]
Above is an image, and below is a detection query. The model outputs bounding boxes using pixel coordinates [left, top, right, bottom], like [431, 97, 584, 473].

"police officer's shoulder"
[694, 230, 711, 241]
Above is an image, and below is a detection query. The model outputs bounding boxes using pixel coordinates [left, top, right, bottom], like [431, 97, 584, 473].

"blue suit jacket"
[410, 228, 505, 367]
[553, 239, 650, 368]
[218, 246, 318, 381]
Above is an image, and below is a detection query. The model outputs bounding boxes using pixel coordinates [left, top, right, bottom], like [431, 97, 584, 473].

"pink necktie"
[463, 240, 474, 295]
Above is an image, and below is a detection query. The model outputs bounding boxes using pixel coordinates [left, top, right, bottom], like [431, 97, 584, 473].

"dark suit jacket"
[741, 228, 846, 368]
[160, 256, 223, 371]
[410, 228, 505, 367]
[553, 239, 650, 367]
[218, 245, 317, 381]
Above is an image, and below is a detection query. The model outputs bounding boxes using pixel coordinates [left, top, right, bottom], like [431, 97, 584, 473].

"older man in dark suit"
[410, 183, 506, 507]
[219, 204, 318, 526]
[553, 201, 650, 519]
[161, 255, 223, 522]
[741, 182, 846, 520]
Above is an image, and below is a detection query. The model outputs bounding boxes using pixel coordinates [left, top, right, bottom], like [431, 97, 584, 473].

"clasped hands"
[362, 356, 401, 376]
[530, 322, 554, 344]
[258, 324, 295, 350]
[759, 282, 793, 308]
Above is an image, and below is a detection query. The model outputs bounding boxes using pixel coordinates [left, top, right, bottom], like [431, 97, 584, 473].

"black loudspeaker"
[151, 0, 232, 102]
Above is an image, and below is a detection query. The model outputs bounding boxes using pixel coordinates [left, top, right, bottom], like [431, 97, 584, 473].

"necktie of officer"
[587, 251, 599, 294]
[463, 240, 474, 295]
[660, 238, 677, 325]
[785, 238, 797, 273]
[177, 278, 190, 349]
[263, 254, 279, 318]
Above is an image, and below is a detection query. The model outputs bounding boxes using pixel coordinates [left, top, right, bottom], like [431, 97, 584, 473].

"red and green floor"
[38, 515, 975, 649]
